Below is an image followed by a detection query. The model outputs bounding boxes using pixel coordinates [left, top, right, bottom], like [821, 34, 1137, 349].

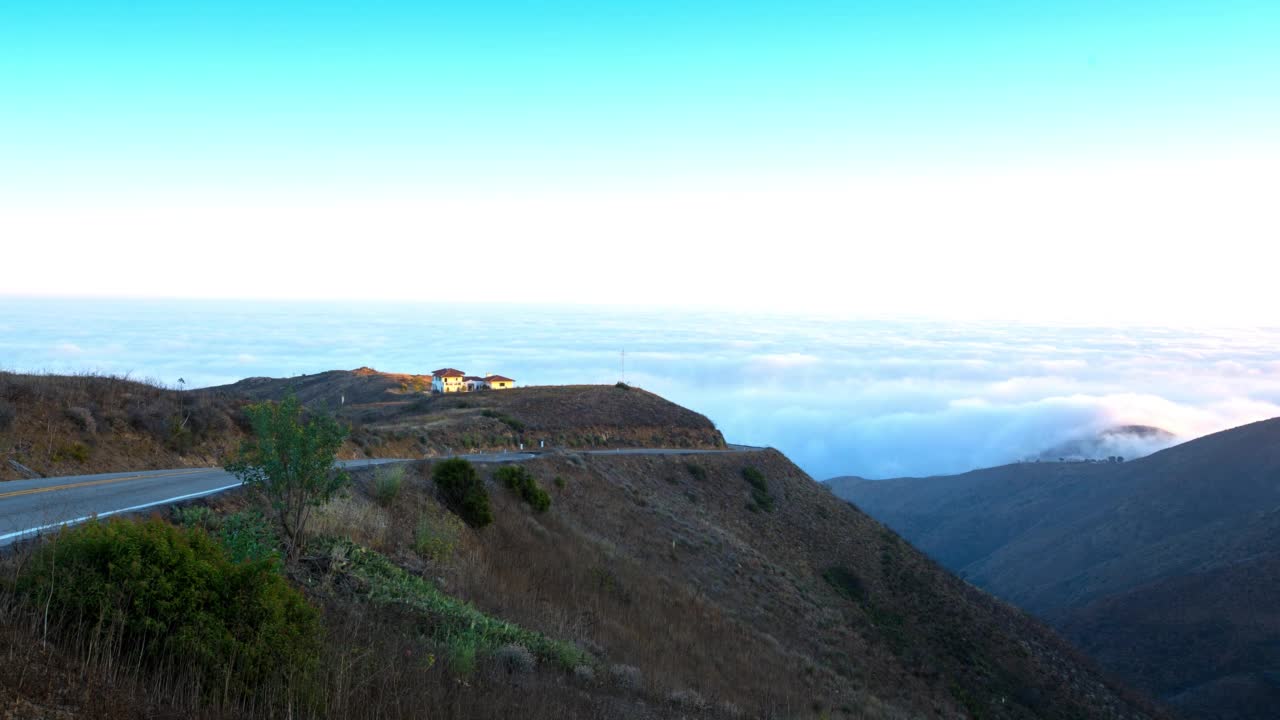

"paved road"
[0, 445, 766, 546]
[0, 459, 402, 547]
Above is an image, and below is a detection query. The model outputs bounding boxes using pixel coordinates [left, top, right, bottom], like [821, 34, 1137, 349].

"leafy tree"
[226, 393, 349, 558]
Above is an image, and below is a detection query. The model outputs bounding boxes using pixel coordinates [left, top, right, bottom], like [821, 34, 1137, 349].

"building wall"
[433, 377, 466, 392]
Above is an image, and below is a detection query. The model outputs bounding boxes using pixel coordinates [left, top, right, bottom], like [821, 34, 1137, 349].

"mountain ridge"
[829, 416, 1280, 720]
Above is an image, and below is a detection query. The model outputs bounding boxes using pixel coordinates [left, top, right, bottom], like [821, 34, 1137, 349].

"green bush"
[218, 510, 282, 566]
[433, 458, 493, 527]
[371, 464, 405, 506]
[414, 505, 465, 563]
[0, 399, 15, 431]
[494, 464, 551, 513]
[52, 441, 91, 463]
[685, 462, 707, 481]
[742, 466, 775, 512]
[174, 506, 282, 567]
[18, 518, 319, 698]
[822, 566, 867, 603]
[481, 409, 526, 432]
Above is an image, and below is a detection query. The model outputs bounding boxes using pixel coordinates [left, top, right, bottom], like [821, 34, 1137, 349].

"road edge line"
[0, 481, 243, 545]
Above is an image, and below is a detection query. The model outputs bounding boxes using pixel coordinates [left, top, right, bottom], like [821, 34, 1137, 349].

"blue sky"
[2, 1, 1278, 318]
[4, 1, 1276, 186]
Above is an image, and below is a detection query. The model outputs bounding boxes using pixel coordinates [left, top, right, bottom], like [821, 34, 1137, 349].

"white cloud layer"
[3, 299, 1278, 480]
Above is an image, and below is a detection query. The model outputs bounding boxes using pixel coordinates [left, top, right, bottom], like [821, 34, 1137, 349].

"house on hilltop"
[431, 368, 467, 393]
[431, 368, 516, 392]
[484, 374, 515, 390]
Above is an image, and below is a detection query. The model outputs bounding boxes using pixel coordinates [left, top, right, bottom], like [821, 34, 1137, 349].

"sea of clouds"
[3, 298, 1279, 480]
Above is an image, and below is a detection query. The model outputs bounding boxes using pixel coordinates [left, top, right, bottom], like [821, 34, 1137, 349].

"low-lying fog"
[4, 298, 1278, 480]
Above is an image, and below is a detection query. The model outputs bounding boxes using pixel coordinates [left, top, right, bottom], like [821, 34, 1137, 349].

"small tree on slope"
[226, 393, 349, 559]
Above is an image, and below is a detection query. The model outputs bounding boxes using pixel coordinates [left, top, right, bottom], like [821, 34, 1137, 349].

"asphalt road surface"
[0, 445, 765, 546]
[0, 459, 402, 547]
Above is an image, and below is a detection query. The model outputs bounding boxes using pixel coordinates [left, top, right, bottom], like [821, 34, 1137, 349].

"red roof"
[432, 368, 465, 378]
[463, 376, 482, 381]
[484, 375, 514, 383]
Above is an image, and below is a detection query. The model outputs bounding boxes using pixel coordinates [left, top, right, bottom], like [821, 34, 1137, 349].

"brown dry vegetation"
[1, 370, 721, 482]
[0, 372, 247, 481]
[1, 447, 1167, 719]
[0, 372, 1164, 719]
[212, 369, 725, 456]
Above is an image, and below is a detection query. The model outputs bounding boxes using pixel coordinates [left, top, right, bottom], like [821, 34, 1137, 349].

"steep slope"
[830, 417, 1280, 719]
[1060, 547, 1280, 720]
[289, 449, 1160, 719]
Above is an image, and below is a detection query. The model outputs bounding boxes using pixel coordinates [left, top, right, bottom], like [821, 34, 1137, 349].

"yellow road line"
[0, 468, 212, 501]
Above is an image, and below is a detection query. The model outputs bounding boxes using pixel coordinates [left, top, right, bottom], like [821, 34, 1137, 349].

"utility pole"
[620, 349, 625, 384]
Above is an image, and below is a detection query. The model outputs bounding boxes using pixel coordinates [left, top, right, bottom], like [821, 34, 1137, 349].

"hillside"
[0, 369, 724, 480]
[1, 449, 1163, 719]
[830, 417, 1280, 719]
[212, 369, 725, 454]
[1032, 424, 1178, 462]
[0, 371, 246, 481]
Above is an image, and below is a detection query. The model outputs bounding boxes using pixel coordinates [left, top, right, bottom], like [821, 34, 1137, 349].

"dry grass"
[0, 371, 246, 480]
[0, 379, 1167, 720]
[211, 369, 726, 455]
[310, 493, 392, 550]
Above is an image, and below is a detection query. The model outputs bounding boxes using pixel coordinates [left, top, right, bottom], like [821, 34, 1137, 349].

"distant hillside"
[1032, 424, 1178, 462]
[211, 369, 725, 454]
[830, 417, 1280, 720]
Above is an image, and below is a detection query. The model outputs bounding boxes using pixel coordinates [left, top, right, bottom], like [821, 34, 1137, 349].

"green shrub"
[173, 506, 281, 567]
[218, 509, 282, 566]
[481, 409, 526, 432]
[742, 466, 775, 512]
[371, 464, 406, 506]
[414, 505, 465, 563]
[172, 504, 216, 530]
[554, 475, 566, 489]
[614, 381, 631, 390]
[18, 518, 319, 699]
[822, 566, 867, 603]
[52, 441, 91, 463]
[494, 464, 551, 513]
[433, 458, 493, 527]
[0, 399, 14, 431]
[685, 462, 707, 481]
[445, 635, 479, 676]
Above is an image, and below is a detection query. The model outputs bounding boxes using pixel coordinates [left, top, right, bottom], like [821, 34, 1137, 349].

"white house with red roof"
[431, 368, 467, 393]
[431, 368, 516, 392]
[483, 374, 515, 390]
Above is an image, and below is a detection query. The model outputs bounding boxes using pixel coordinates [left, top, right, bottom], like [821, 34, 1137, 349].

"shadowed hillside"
[1, 449, 1164, 719]
[830, 417, 1280, 720]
